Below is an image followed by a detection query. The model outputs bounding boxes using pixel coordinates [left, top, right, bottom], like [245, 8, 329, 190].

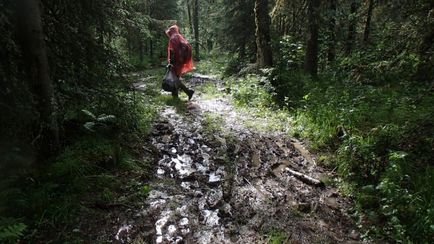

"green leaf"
[81, 109, 96, 120]
[388, 151, 408, 161]
[84, 122, 96, 132]
[0, 223, 27, 241]
[97, 114, 116, 123]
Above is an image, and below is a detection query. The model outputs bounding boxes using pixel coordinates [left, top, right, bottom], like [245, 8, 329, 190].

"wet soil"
[116, 74, 362, 243]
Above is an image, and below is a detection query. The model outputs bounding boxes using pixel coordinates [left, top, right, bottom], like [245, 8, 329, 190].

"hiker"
[165, 24, 194, 100]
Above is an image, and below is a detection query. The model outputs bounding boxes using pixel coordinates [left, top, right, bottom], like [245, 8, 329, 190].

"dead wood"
[285, 167, 324, 187]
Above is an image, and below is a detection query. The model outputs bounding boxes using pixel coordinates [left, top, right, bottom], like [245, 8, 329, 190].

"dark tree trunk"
[363, 0, 374, 44]
[193, 0, 200, 59]
[186, 0, 193, 36]
[139, 41, 144, 64]
[304, 0, 321, 76]
[327, 0, 337, 62]
[239, 41, 246, 60]
[98, 19, 104, 46]
[292, 3, 296, 36]
[255, 0, 273, 67]
[346, 0, 358, 55]
[16, 0, 59, 156]
[149, 39, 153, 60]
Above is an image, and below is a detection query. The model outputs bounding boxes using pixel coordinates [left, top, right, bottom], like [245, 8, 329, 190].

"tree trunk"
[327, 0, 337, 62]
[255, 0, 273, 67]
[16, 0, 59, 156]
[193, 0, 200, 59]
[139, 41, 144, 64]
[186, 0, 194, 36]
[239, 41, 246, 60]
[363, 0, 374, 44]
[149, 39, 153, 60]
[304, 0, 321, 76]
[345, 0, 358, 55]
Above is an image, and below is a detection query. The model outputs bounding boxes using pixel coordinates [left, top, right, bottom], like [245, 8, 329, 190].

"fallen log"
[285, 167, 324, 187]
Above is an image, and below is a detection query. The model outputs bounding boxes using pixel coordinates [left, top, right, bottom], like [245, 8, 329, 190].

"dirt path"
[123, 74, 362, 243]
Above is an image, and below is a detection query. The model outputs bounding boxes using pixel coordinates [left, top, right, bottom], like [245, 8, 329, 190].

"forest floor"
[129, 72, 364, 243]
[80, 72, 363, 243]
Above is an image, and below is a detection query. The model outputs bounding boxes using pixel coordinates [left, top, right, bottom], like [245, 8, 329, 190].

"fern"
[81, 109, 96, 120]
[82, 110, 116, 132]
[0, 223, 27, 242]
[96, 114, 116, 123]
[84, 122, 96, 132]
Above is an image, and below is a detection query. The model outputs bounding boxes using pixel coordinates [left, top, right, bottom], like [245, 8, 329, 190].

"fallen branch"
[285, 167, 324, 187]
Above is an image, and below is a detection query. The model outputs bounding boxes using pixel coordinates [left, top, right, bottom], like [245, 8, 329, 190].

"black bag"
[162, 65, 179, 92]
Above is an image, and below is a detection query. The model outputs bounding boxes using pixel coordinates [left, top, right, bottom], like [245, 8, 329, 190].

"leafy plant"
[267, 230, 287, 244]
[0, 219, 27, 243]
[230, 74, 275, 109]
[82, 109, 117, 132]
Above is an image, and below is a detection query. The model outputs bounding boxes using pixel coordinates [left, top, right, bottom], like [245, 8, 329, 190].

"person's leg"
[178, 79, 194, 100]
[171, 88, 179, 98]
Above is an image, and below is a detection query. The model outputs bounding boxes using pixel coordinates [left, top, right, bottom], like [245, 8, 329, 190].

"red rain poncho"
[166, 25, 194, 76]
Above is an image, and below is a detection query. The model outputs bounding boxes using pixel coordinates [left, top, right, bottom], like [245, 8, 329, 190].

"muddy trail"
[122, 74, 362, 243]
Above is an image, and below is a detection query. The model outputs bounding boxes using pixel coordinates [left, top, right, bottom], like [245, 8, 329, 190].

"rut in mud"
[122, 74, 362, 243]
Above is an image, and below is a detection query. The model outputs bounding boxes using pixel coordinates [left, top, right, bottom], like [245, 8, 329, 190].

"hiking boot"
[171, 90, 179, 99]
[187, 89, 194, 100]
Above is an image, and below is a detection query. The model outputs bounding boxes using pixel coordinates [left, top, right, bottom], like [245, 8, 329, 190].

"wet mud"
[119, 75, 362, 243]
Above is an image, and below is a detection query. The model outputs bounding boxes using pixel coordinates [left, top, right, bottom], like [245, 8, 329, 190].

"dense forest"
[1, 0, 433, 243]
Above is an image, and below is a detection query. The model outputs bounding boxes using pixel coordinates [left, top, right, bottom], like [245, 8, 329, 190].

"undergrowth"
[224, 74, 293, 133]
[0, 72, 162, 242]
[267, 229, 287, 244]
[290, 75, 434, 242]
[223, 64, 434, 242]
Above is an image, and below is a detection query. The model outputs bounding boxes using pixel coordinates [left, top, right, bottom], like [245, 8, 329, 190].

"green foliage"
[229, 74, 275, 109]
[82, 109, 117, 132]
[228, 55, 433, 242]
[0, 114, 157, 241]
[223, 57, 244, 77]
[268, 69, 309, 108]
[337, 50, 422, 84]
[267, 230, 287, 244]
[48, 137, 113, 179]
[215, 0, 256, 61]
[0, 219, 26, 243]
[202, 112, 224, 135]
[140, 185, 151, 197]
[286, 75, 434, 242]
[0, 0, 432, 242]
[195, 57, 227, 78]
[274, 35, 304, 70]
